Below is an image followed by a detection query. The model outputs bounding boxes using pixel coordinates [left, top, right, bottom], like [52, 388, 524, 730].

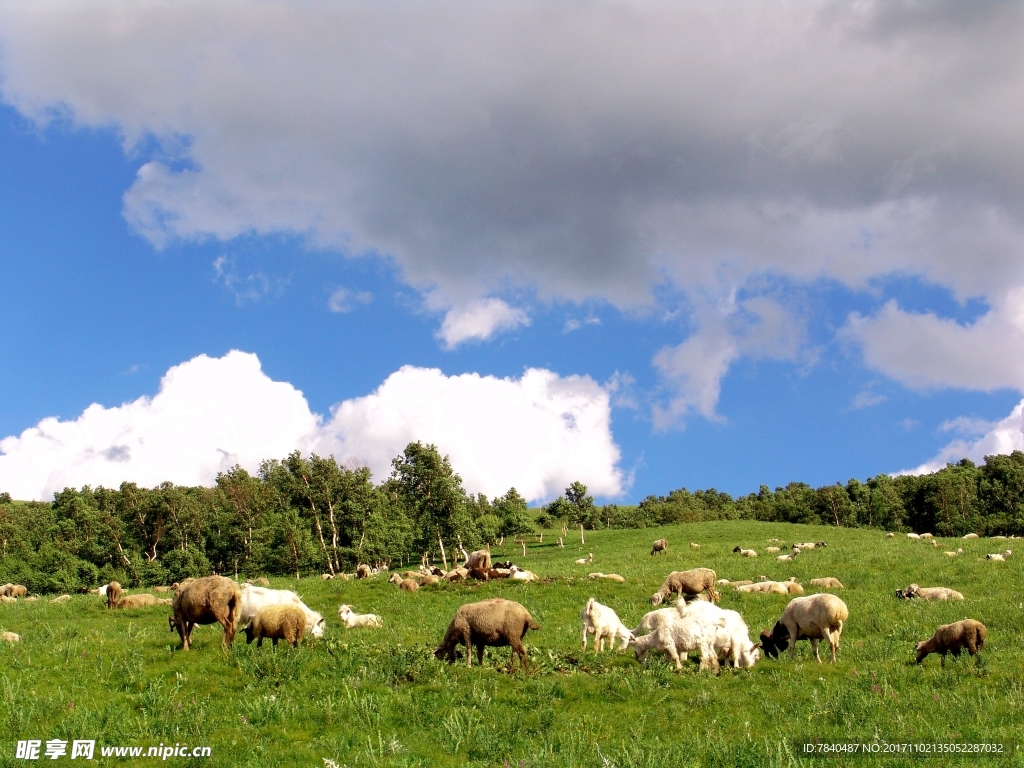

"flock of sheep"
[0, 529, 1003, 669]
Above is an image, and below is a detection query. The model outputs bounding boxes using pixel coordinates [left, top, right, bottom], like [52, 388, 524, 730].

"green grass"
[2, 521, 1023, 767]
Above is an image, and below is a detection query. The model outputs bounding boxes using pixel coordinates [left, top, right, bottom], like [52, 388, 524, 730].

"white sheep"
[943, 549, 964, 558]
[630, 610, 721, 672]
[986, 550, 1013, 561]
[901, 584, 964, 601]
[733, 547, 757, 558]
[734, 581, 788, 595]
[689, 543, 700, 549]
[920, 533, 934, 539]
[587, 572, 626, 583]
[580, 598, 633, 652]
[240, 584, 325, 637]
[677, 600, 760, 668]
[630, 608, 679, 636]
[336, 604, 383, 628]
[509, 565, 538, 582]
[765, 546, 780, 553]
[1, 631, 20, 643]
[776, 553, 797, 562]
[575, 553, 594, 565]
[885, 533, 895, 538]
[906, 533, 921, 539]
[760, 593, 849, 663]
[962, 533, 979, 539]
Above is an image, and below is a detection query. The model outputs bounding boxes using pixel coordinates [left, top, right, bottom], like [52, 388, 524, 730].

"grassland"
[1, 521, 1023, 767]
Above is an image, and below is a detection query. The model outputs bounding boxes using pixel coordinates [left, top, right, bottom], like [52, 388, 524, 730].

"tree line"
[3, 445, 1023, 593]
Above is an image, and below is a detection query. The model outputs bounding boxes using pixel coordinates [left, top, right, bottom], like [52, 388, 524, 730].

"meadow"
[1, 521, 1023, 767]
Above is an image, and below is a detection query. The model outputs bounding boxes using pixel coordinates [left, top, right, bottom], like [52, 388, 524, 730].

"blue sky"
[1, 2, 1023, 502]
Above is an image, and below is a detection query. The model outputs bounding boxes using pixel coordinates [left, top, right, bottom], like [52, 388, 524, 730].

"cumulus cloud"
[901, 400, 1024, 476]
[3, 2, 1024, 398]
[0, 351, 623, 502]
[436, 298, 530, 349]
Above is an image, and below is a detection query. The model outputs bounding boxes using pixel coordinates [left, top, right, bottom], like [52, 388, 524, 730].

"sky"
[1, 1, 1023, 503]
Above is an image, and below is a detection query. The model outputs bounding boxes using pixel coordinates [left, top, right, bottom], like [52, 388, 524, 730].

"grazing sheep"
[400, 579, 419, 591]
[337, 604, 383, 628]
[420, 574, 441, 585]
[886, 532, 895, 538]
[765, 547, 781, 553]
[465, 549, 492, 571]
[760, 593, 849, 663]
[733, 547, 758, 558]
[356, 564, 372, 579]
[785, 581, 805, 595]
[243, 604, 306, 648]
[944, 549, 964, 558]
[963, 533, 980, 539]
[650, 539, 669, 556]
[906, 533, 921, 539]
[434, 598, 540, 671]
[915, 619, 987, 666]
[50, 594, 71, 603]
[690, 542, 700, 549]
[171, 575, 243, 651]
[580, 598, 633, 652]
[630, 611, 720, 672]
[5, 585, 27, 598]
[1, 631, 20, 643]
[588, 572, 626, 583]
[809, 578, 845, 589]
[630, 608, 679, 636]
[321, 573, 334, 581]
[575, 553, 594, 565]
[239, 585, 326, 637]
[106, 582, 123, 609]
[986, 550, 1013, 561]
[920, 533, 934, 539]
[0, 596, 15, 603]
[651, 568, 720, 605]
[991, 535, 1008, 540]
[678, 600, 760, 669]
[115, 594, 160, 609]
[899, 584, 964, 601]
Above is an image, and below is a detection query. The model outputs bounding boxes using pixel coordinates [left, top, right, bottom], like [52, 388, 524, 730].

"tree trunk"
[437, 532, 448, 571]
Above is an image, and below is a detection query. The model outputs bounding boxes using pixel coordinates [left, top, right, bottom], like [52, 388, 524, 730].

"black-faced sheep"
[651, 568, 720, 605]
[898, 584, 964, 601]
[434, 598, 540, 671]
[915, 619, 987, 666]
[650, 538, 668, 556]
[243, 604, 306, 648]
[733, 547, 758, 558]
[171, 575, 242, 651]
[759, 593, 849, 663]
[356, 564, 372, 579]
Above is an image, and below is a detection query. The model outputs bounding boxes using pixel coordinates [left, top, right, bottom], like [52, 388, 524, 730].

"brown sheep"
[400, 579, 419, 591]
[106, 582, 123, 609]
[247, 577, 270, 587]
[152, 586, 173, 593]
[809, 578, 845, 589]
[171, 575, 242, 651]
[468, 567, 491, 581]
[651, 568, 720, 605]
[115, 594, 160, 609]
[243, 604, 306, 648]
[464, 549, 492, 571]
[5, 585, 27, 598]
[434, 598, 540, 671]
[650, 538, 668, 556]
[420, 574, 441, 586]
[356, 564, 372, 579]
[915, 619, 987, 666]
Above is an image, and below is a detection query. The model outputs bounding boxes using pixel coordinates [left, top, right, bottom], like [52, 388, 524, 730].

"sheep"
[886, 532, 895, 538]
[171, 575, 243, 651]
[509, 566, 538, 582]
[239, 584, 326, 637]
[785, 581, 805, 595]
[4, 585, 27, 598]
[0, 596, 15, 603]
[152, 586, 173, 593]
[89, 584, 109, 597]
[24, 596, 38, 602]
[650, 539, 669, 556]
[400, 579, 419, 591]
[1, 631, 20, 643]
[915, 619, 987, 666]
[356, 564, 372, 579]
[464, 549, 492, 571]
[445, 567, 470, 581]
[733, 547, 758, 558]
[115, 594, 160, 609]
[588, 572, 626, 583]
[689, 543, 700, 549]
[735, 581, 788, 595]
[321, 573, 334, 581]
[247, 577, 270, 587]
[765, 547, 781, 553]
[991, 535, 1008, 540]
[172, 578, 194, 592]
[899, 584, 964, 601]
[809, 578, 845, 589]
[575, 553, 594, 565]
[243, 604, 306, 648]
[963, 533, 980, 539]
[944, 549, 964, 558]
[651, 568, 719, 605]
[906, 533, 921, 539]
[726, 579, 753, 587]
[776, 553, 797, 562]
[630, 607, 679, 636]
[986, 550, 1013, 561]
[420, 574, 441, 585]
[920, 533, 934, 539]
[434, 598, 540, 671]
[630, 611, 720, 672]
[106, 582, 123, 609]
[337, 604, 383, 628]
[678, 600, 761, 669]
[580, 597, 633, 652]
[759, 593, 849, 663]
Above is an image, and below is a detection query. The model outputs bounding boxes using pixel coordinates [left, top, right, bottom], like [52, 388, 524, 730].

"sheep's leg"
[476, 643, 486, 667]
[940, 652, 946, 668]
[272, 637, 279, 648]
[811, 638, 823, 663]
[967, 638, 978, 655]
[509, 636, 527, 672]
[663, 639, 682, 671]
[581, 625, 589, 652]
[463, 629, 473, 668]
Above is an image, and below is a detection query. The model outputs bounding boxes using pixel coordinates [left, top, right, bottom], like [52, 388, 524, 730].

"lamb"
[1, 631, 20, 643]
[337, 604, 383, 628]
[580, 597, 633, 652]
[243, 604, 306, 648]
[915, 619, 987, 666]
[765, 547, 781, 553]
[247, 577, 270, 587]
[986, 550, 1013, 561]
[809, 578, 844, 589]
[963, 533, 979, 539]
[630, 608, 679, 636]
[115, 594, 160, 609]
[575, 553, 594, 565]
[171, 575, 243, 651]
[678, 600, 760, 669]
[420, 574, 441, 585]
[588, 572, 626, 583]
[106, 582, 123, 609]
[509, 566, 538, 582]
[630, 611, 721, 672]
[759, 593, 849, 663]
[899, 584, 964, 601]
[434, 598, 540, 671]
[239, 584, 326, 636]
[650, 568, 719, 605]
[650, 539, 669, 555]
[50, 594, 71, 603]
[464, 549, 492, 571]
[0, 596, 15, 603]
[689, 543, 700, 549]
[944, 549, 964, 558]
[886, 533, 895, 538]
[776, 553, 797, 562]
[400, 579, 419, 591]
[920, 533, 934, 539]
[906, 533, 921, 539]
[733, 547, 758, 558]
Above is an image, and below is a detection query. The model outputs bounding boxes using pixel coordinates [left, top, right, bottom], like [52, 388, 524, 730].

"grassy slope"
[1, 521, 1023, 767]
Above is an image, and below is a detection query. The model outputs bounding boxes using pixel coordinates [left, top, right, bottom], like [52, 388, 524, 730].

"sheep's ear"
[751, 643, 761, 650]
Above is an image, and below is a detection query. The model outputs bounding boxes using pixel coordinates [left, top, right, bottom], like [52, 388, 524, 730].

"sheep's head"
[311, 616, 326, 637]
[732, 546, 742, 553]
[337, 604, 352, 619]
[434, 644, 462, 663]
[242, 620, 256, 644]
[759, 623, 789, 659]
[914, 640, 931, 664]
[650, 592, 664, 606]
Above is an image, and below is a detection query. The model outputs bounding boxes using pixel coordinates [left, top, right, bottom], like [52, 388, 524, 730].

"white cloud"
[212, 255, 284, 304]
[0, 351, 623, 503]
[437, 298, 530, 349]
[327, 286, 373, 313]
[850, 390, 886, 410]
[900, 400, 1024, 476]
[563, 315, 600, 333]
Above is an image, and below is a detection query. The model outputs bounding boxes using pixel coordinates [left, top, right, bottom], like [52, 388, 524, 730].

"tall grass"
[1, 521, 1022, 766]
